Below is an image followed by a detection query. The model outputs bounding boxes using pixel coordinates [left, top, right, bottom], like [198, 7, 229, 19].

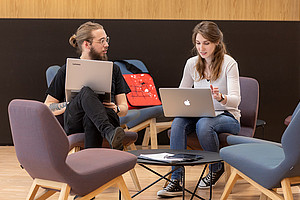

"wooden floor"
[1, 145, 300, 200]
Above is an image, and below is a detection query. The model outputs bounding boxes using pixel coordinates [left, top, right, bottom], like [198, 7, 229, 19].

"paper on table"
[138, 152, 203, 163]
[138, 153, 182, 162]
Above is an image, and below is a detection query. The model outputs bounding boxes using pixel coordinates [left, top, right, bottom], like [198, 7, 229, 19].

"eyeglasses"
[91, 37, 110, 45]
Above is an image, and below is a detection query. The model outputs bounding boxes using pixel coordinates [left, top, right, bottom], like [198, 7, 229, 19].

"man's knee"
[80, 86, 94, 95]
[77, 86, 99, 100]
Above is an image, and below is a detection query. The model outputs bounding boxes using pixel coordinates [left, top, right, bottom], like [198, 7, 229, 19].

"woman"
[157, 21, 241, 197]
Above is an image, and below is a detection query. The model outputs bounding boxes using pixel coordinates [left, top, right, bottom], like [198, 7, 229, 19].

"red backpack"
[116, 60, 162, 109]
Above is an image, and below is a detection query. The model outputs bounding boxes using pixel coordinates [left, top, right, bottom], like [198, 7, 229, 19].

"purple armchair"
[166, 77, 259, 183]
[8, 99, 137, 199]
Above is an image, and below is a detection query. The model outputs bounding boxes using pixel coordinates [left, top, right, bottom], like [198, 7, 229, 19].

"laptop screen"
[159, 88, 216, 117]
[65, 58, 113, 102]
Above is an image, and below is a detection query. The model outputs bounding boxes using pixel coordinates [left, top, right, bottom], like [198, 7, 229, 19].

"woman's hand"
[210, 84, 226, 103]
[210, 84, 220, 100]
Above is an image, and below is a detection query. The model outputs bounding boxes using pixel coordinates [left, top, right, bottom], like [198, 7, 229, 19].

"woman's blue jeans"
[170, 112, 240, 180]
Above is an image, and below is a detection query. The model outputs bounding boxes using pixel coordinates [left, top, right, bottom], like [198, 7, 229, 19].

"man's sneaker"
[198, 167, 224, 189]
[110, 127, 125, 150]
[157, 179, 182, 197]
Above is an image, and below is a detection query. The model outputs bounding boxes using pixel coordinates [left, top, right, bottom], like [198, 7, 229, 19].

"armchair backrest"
[8, 99, 71, 182]
[45, 65, 64, 126]
[114, 60, 149, 74]
[239, 77, 259, 137]
[281, 108, 300, 177]
[46, 65, 60, 87]
[291, 102, 300, 120]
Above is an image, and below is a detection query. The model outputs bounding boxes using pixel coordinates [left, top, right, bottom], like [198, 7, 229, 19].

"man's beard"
[89, 46, 108, 61]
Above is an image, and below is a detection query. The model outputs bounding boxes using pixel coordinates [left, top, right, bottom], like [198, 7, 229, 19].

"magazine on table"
[138, 152, 203, 163]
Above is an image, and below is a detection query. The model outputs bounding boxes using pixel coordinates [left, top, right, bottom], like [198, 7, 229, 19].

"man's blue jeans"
[170, 112, 240, 180]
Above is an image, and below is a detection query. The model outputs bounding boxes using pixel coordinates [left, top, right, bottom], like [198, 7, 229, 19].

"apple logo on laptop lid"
[184, 99, 191, 106]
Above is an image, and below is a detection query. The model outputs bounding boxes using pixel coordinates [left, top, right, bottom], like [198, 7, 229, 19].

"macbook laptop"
[159, 88, 216, 117]
[65, 58, 113, 102]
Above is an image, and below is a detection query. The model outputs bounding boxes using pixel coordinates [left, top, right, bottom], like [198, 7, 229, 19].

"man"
[44, 21, 130, 150]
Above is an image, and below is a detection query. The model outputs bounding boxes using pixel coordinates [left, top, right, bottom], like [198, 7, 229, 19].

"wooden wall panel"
[0, 0, 299, 21]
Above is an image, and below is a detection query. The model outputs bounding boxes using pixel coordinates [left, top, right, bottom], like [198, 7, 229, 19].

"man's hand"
[102, 102, 118, 112]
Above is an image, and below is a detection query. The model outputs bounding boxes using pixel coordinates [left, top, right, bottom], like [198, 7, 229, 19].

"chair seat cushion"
[126, 105, 163, 129]
[220, 143, 285, 189]
[68, 133, 85, 150]
[66, 148, 137, 196]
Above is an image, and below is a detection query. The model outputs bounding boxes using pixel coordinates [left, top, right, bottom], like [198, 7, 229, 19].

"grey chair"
[220, 105, 300, 200]
[46, 65, 61, 86]
[8, 99, 137, 200]
[226, 101, 300, 146]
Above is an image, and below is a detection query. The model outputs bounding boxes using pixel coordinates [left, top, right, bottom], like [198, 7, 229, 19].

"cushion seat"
[126, 105, 163, 129]
[66, 148, 137, 196]
[68, 133, 85, 150]
[220, 143, 285, 189]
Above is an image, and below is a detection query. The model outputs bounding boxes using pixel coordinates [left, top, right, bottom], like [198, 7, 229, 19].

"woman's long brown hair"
[192, 21, 227, 81]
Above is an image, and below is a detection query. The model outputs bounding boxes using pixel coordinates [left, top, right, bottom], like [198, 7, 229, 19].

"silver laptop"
[159, 88, 216, 117]
[65, 58, 113, 102]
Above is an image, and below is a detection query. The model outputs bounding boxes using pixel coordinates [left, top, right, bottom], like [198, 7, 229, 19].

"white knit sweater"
[179, 54, 241, 121]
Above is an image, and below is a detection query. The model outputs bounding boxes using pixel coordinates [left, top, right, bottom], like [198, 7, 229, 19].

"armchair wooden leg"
[68, 146, 81, 155]
[129, 168, 142, 191]
[220, 168, 240, 200]
[234, 169, 284, 200]
[223, 168, 300, 200]
[224, 162, 231, 182]
[116, 176, 132, 200]
[149, 118, 158, 149]
[27, 179, 70, 200]
[58, 184, 71, 200]
[26, 179, 41, 200]
[259, 193, 272, 200]
[281, 178, 293, 200]
[142, 127, 150, 148]
[35, 189, 56, 200]
[123, 144, 140, 191]
[81, 175, 132, 200]
[129, 143, 137, 150]
[123, 143, 137, 151]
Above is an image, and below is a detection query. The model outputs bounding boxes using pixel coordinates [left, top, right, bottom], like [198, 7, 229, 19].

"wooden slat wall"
[0, 0, 299, 21]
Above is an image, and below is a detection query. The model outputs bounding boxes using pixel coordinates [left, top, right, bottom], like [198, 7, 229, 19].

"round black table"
[129, 149, 222, 200]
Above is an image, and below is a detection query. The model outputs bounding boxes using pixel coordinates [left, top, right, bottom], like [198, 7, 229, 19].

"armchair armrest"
[226, 135, 282, 147]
